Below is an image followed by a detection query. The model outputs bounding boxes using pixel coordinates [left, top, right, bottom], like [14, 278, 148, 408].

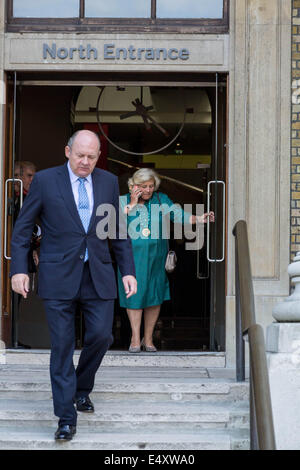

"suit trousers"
[43, 262, 114, 426]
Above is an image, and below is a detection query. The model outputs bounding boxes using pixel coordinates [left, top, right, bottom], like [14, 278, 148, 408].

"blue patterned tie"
[78, 177, 90, 261]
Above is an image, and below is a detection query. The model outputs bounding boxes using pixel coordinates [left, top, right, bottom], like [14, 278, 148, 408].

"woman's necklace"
[127, 194, 154, 238]
[142, 227, 151, 237]
[139, 199, 151, 237]
[141, 202, 151, 237]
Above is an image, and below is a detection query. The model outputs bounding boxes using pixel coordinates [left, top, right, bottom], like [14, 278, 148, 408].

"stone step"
[4, 349, 226, 368]
[0, 381, 248, 403]
[0, 365, 249, 403]
[0, 384, 248, 403]
[0, 427, 250, 450]
[0, 362, 250, 450]
[0, 398, 249, 431]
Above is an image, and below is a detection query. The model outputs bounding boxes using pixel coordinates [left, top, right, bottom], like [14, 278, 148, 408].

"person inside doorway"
[14, 161, 37, 221]
[20, 161, 36, 194]
[14, 161, 37, 214]
[10, 130, 137, 442]
[118, 168, 214, 353]
[12, 161, 40, 349]
[13, 161, 40, 270]
[13, 161, 22, 196]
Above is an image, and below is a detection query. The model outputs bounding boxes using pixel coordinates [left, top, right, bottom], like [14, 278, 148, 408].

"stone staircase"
[0, 351, 250, 450]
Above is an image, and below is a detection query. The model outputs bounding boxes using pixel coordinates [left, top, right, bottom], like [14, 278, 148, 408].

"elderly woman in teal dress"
[117, 168, 214, 353]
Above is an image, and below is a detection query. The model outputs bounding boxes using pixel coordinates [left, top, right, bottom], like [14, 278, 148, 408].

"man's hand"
[122, 275, 137, 299]
[11, 274, 30, 299]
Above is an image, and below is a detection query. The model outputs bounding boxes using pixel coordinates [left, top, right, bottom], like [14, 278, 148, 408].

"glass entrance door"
[206, 74, 227, 351]
[2, 72, 22, 347]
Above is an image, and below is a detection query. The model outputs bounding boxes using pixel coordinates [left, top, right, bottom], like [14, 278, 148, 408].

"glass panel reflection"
[13, 0, 79, 18]
[85, 0, 151, 18]
[157, 0, 223, 19]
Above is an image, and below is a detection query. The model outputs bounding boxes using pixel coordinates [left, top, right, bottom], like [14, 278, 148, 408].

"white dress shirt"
[67, 161, 94, 219]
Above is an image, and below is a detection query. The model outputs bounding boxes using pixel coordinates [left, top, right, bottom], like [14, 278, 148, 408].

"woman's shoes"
[128, 344, 141, 353]
[141, 338, 157, 352]
[128, 339, 158, 353]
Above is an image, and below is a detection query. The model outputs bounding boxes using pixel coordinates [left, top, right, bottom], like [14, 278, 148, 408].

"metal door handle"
[197, 253, 210, 279]
[207, 180, 225, 263]
[4, 178, 23, 260]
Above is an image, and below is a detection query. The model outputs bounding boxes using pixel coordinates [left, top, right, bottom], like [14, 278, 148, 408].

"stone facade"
[225, 0, 291, 367]
[292, 1, 300, 261]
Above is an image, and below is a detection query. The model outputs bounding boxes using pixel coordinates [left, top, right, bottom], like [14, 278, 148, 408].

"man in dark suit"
[10, 130, 137, 441]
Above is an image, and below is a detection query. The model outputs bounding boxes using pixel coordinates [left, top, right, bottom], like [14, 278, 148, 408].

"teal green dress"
[117, 192, 191, 309]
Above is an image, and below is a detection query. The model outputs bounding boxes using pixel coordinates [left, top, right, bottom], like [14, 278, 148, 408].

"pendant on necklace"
[142, 228, 151, 237]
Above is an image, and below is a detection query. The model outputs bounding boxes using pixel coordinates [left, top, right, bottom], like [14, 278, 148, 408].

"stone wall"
[292, 1, 300, 261]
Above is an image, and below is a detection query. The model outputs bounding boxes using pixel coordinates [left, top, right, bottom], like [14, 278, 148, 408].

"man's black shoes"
[54, 397, 94, 441]
[55, 424, 76, 441]
[75, 396, 95, 413]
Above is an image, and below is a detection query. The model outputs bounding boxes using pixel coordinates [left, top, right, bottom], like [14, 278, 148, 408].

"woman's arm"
[158, 193, 214, 225]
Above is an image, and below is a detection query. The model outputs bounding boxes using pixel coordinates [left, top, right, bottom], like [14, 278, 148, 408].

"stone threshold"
[2, 349, 226, 368]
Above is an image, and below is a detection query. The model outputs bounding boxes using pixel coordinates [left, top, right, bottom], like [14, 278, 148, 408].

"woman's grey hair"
[128, 168, 161, 191]
[67, 130, 101, 151]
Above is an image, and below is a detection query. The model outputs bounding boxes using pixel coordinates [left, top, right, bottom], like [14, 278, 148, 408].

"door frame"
[1, 72, 17, 347]
[1, 71, 229, 351]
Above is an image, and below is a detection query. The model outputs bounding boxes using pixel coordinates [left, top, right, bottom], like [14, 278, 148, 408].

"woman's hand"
[130, 185, 143, 206]
[202, 211, 215, 223]
[190, 212, 215, 224]
[124, 185, 143, 214]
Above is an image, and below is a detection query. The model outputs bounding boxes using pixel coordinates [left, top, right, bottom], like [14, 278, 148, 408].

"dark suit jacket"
[10, 163, 135, 300]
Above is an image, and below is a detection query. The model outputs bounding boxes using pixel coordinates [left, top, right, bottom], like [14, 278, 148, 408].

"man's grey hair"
[67, 130, 101, 151]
